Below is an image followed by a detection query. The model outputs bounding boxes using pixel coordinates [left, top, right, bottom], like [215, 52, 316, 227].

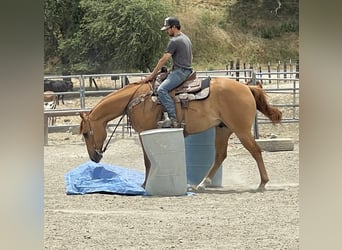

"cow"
[44, 79, 73, 104]
[43, 91, 58, 125]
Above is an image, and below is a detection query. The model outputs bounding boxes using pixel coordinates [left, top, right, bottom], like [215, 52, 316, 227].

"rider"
[144, 17, 193, 128]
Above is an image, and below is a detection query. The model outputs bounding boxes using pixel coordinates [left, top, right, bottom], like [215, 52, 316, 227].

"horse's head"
[79, 112, 107, 163]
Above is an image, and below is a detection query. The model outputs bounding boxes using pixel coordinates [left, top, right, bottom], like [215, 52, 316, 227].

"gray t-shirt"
[165, 32, 192, 70]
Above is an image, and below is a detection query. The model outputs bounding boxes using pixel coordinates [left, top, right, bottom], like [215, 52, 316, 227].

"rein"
[101, 113, 126, 153]
[98, 82, 152, 153]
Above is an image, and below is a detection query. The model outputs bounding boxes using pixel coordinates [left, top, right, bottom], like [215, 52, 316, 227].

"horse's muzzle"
[91, 151, 103, 163]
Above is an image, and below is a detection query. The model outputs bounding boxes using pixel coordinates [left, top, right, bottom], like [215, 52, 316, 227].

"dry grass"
[170, 0, 298, 69]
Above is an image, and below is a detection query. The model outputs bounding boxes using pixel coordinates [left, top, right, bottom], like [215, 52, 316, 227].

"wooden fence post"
[284, 61, 287, 82]
[277, 61, 280, 88]
[268, 62, 271, 83]
[229, 60, 234, 76]
[228, 60, 234, 76]
[243, 62, 247, 79]
[235, 58, 240, 81]
[289, 58, 293, 79]
[249, 63, 253, 78]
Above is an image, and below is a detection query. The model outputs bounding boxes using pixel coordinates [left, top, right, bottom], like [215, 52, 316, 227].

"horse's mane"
[127, 80, 146, 85]
[86, 80, 145, 109]
[79, 79, 150, 134]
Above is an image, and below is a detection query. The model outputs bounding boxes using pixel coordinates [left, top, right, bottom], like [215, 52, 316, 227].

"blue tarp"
[64, 161, 146, 195]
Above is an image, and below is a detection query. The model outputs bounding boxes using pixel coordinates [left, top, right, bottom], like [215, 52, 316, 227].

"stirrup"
[157, 112, 178, 128]
[170, 118, 179, 128]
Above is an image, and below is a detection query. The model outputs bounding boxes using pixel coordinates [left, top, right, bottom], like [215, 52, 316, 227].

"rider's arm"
[145, 52, 171, 82]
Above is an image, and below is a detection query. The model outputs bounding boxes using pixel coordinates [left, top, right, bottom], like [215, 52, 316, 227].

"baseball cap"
[160, 17, 180, 31]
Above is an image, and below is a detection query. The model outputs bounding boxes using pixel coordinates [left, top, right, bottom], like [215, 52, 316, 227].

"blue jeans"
[157, 68, 192, 118]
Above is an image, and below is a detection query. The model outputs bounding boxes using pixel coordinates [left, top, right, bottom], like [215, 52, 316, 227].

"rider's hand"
[144, 75, 153, 83]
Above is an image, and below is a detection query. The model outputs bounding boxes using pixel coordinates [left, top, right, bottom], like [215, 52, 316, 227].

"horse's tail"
[248, 85, 282, 124]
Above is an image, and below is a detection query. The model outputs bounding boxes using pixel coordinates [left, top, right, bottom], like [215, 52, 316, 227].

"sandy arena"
[44, 124, 299, 249]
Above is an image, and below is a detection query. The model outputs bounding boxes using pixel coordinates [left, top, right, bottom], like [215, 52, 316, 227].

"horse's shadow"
[188, 186, 288, 195]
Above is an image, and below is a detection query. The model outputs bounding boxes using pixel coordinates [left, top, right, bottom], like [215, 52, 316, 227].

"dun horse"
[79, 77, 282, 191]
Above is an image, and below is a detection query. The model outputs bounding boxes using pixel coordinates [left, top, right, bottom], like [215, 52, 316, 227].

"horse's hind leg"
[236, 130, 269, 191]
[196, 127, 232, 190]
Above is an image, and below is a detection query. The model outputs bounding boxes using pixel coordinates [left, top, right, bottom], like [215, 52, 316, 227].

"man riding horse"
[144, 17, 193, 128]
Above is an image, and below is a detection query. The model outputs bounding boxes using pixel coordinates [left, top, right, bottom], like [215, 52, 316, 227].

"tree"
[44, 0, 84, 74]
[44, 0, 170, 74]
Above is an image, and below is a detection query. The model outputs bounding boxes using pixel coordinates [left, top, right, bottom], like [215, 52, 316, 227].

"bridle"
[83, 111, 126, 157]
[82, 118, 102, 158]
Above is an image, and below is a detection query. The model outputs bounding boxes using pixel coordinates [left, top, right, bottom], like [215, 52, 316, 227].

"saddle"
[152, 71, 211, 107]
[152, 70, 211, 128]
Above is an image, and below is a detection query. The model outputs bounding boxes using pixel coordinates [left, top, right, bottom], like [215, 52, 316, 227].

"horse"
[79, 77, 282, 191]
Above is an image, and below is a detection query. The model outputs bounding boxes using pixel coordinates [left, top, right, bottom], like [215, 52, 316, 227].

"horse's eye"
[83, 132, 88, 138]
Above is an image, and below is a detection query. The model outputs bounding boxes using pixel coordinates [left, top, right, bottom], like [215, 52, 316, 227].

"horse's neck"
[89, 83, 147, 123]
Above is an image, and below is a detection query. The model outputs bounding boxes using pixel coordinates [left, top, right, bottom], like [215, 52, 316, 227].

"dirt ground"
[44, 125, 299, 249]
[44, 81, 299, 249]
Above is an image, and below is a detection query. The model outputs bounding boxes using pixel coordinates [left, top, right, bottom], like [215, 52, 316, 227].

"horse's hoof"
[257, 184, 266, 192]
[195, 184, 206, 191]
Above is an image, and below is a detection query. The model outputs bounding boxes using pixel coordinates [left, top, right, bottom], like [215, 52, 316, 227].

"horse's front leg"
[196, 127, 231, 191]
[140, 143, 151, 189]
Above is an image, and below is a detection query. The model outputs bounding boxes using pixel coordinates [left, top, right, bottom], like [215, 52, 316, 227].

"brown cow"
[44, 91, 58, 125]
